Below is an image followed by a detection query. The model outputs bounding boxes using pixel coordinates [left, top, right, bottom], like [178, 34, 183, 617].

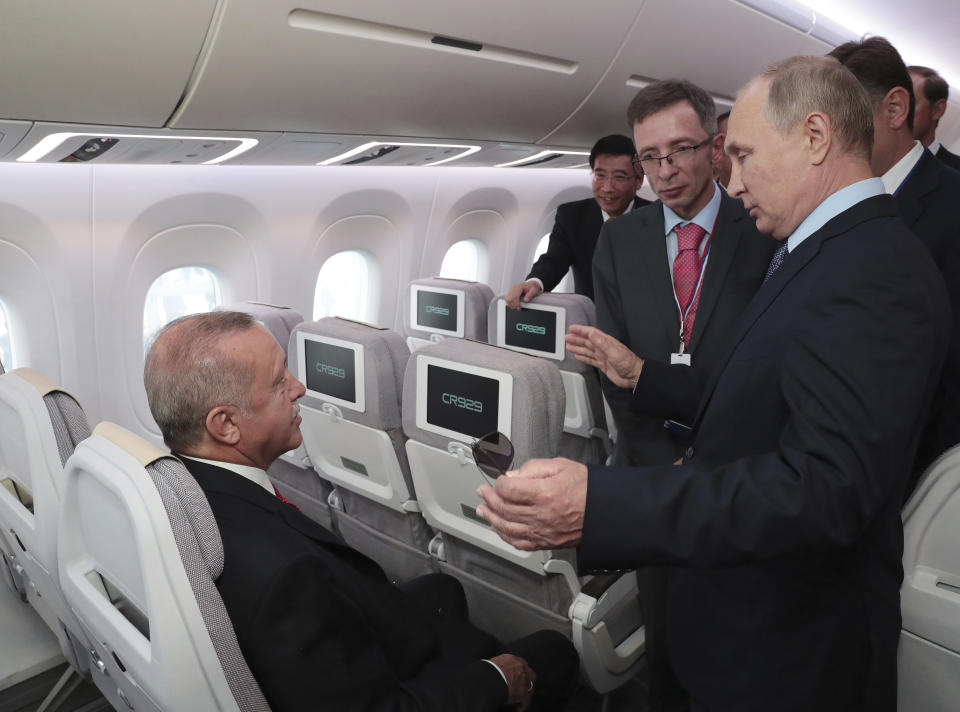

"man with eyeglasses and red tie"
[505, 134, 648, 308]
[581, 79, 777, 712]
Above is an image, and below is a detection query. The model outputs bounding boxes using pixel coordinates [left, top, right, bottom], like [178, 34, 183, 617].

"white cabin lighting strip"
[317, 142, 481, 167]
[17, 133, 259, 164]
[495, 150, 590, 168]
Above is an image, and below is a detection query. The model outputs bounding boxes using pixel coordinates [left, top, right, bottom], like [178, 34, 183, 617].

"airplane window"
[440, 239, 489, 282]
[313, 250, 374, 321]
[0, 298, 15, 369]
[143, 266, 222, 353]
[532, 233, 574, 292]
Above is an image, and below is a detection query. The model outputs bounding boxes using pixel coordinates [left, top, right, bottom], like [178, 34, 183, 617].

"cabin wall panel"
[0, 164, 97, 419]
[0, 163, 587, 442]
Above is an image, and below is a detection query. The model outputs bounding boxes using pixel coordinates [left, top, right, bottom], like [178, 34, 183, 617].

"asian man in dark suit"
[143, 311, 578, 712]
[585, 79, 776, 712]
[830, 38, 960, 486]
[505, 134, 648, 307]
[908, 64, 960, 171]
[478, 56, 950, 712]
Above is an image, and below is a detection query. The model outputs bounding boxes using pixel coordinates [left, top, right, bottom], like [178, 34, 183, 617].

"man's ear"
[882, 86, 911, 131]
[803, 110, 831, 165]
[932, 97, 947, 123]
[205, 405, 242, 446]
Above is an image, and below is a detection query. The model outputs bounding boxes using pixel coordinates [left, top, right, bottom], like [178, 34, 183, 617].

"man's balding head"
[145, 311, 305, 469]
[145, 311, 260, 452]
[725, 56, 874, 239]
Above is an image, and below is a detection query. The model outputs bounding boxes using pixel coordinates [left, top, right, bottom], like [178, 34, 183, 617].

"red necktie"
[673, 223, 707, 348]
[272, 484, 301, 512]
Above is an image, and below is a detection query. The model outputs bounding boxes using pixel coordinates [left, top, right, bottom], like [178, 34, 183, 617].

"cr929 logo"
[316, 362, 346, 379]
[426, 305, 450, 316]
[442, 393, 483, 413]
[516, 323, 546, 335]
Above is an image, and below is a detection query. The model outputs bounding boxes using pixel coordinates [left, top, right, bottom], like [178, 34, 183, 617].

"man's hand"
[565, 324, 643, 389]
[505, 280, 543, 310]
[488, 654, 536, 711]
[476, 458, 587, 551]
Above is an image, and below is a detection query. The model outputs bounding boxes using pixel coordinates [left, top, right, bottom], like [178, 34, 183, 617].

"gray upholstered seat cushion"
[217, 302, 304, 358]
[401, 337, 564, 462]
[146, 457, 271, 712]
[400, 278, 494, 342]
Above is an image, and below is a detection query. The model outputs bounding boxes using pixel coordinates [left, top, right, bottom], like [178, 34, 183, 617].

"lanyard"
[672, 212, 719, 354]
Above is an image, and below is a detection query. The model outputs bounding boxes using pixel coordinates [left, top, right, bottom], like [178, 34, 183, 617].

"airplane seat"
[400, 277, 494, 352]
[291, 316, 437, 583]
[487, 293, 611, 465]
[401, 337, 645, 693]
[58, 422, 271, 712]
[899, 443, 960, 711]
[216, 301, 335, 532]
[0, 368, 93, 676]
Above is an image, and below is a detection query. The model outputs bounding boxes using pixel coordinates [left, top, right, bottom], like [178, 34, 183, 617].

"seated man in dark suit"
[505, 134, 648, 307]
[908, 64, 960, 171]
[143, 311, 578, 712]
[479, 56, 950, 712]
[829, 37, 960, 486]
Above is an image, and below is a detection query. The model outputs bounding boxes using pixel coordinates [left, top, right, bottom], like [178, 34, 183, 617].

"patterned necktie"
[273, 484, 301, 512]
[673, 223, 707, 348]
[763, 242, 790, 284]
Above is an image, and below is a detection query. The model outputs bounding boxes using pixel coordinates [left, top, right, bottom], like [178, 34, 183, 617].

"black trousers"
[402, 574, 580, 711]
[637, 567, 690, 712]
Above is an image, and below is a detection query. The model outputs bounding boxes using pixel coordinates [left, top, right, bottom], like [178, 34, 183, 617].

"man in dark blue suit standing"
[478, 56, 950, 712]
[829, 37, 960, 485]
[505, 134, 647, 307]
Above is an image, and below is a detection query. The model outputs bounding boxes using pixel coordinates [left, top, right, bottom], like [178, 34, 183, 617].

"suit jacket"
[895, 148, 960, 480]
[592, 191, 777, 466]
[936, 143, 960, 172]
[182, 457, 507, 712]
[526, 195, 649, 300]
[580, 195, 951, 711]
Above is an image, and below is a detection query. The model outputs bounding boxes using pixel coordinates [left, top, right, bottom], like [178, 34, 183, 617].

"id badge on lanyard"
[671, 216, 716, 367]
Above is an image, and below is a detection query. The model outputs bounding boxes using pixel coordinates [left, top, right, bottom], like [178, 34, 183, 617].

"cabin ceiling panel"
[0, 121, 32, 161]
[0, 1, 218, 127]
[169, 1, 645, 142]
[542, 0, 832, 147]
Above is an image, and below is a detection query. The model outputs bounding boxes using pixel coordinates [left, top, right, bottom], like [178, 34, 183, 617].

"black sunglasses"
[471, 431, 514, 482]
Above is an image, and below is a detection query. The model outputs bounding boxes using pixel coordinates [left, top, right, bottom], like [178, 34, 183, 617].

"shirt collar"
[786, 178, 886, 253]
[929, 139, 942, 156]
[662, 183, 721, 237]
[182, 455, 275, 495]
[881, 140, 924, 194]
[601, 196, 641, 222]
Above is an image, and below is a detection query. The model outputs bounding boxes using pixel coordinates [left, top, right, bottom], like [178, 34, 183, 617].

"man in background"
[908, 64, 960, 170]
[713, 110, 733, 189]
[505, 134, 647, 307]
[830, 37, 960, 485]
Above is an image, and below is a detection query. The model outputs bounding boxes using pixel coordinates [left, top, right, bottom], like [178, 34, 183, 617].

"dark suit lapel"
[689, 194, 897, 429]
[893, 150, 938, 229]
[181, 456, 347, 550]
[687, 194, 742, 353]
[634, 204, 681, 350]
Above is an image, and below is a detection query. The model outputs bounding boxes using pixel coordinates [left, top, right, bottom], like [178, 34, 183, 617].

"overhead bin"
[541, 0, 836, 147]
[168, 0, 643, 143]
[0, 1, 218, 127]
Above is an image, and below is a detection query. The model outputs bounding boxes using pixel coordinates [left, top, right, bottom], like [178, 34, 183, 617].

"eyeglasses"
[472, 431, 514, 483]
[636, 134, 715, 170]
[591, 170, 638, 187]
